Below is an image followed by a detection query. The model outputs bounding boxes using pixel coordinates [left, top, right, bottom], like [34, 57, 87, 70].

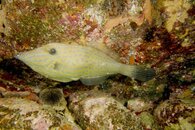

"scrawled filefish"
[15, 43, 155, 85]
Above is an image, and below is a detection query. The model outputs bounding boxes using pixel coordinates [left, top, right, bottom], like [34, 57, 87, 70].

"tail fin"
[119, 64, 155, 82]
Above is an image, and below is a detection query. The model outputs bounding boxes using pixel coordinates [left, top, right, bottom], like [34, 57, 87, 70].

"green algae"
[139, 112, 160, 130]
[154, 99, 195, 129]
[165, 117, 195, 130]
[0, 97, 81, 129]
[12, 15, 50, 43]
[0, 106, 35, 129]
[74, 0, 101, 7]
[5, 0, 66, 47]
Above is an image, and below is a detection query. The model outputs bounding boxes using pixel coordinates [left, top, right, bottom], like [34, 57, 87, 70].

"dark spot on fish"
[49, 48, 56, 55]
[53, 62, 59, 70]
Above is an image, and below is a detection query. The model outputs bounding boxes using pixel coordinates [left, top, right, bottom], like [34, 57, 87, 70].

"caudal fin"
[120, 65, 155, 82]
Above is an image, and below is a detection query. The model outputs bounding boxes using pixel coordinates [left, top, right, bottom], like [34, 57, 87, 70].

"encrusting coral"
[0, 0, 194, 129]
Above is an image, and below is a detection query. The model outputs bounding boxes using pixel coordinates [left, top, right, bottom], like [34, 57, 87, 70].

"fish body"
[15, 43, 155, 85]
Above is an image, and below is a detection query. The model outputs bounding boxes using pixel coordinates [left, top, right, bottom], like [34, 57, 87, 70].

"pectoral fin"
[80, 76, 109, 86]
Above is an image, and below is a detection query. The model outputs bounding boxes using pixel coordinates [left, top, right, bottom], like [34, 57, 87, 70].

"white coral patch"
[83, 6, 105, 25]
[83, 97, 115, 123]
[0, 98, 40, 115]
[31, 114, 52, 130]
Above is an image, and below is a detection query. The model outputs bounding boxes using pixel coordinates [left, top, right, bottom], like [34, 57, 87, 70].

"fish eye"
[49, 48, 56, 55]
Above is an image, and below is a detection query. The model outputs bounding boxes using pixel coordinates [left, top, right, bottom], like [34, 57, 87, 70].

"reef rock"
[154, 99, 195, 129]
[68, 89, 159, 130]
[0, 97, 81, 130]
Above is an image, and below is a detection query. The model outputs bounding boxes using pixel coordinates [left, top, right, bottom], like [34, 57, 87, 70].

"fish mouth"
[14, 52, 27, 61]
[14, 52, 54, 68]
[14, 53, 22, 59]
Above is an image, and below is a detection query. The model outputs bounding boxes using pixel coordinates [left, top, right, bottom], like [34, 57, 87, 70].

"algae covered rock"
[154, 99, 195, 129]
[0, 0, 194, 129]
[157, 0, 192, 32]
[127, 98, 153, 113]
[0, 97, 81, 130]
[68, 89, 159, 130]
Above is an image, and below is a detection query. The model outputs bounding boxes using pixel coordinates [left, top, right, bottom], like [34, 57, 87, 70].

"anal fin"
[80, 76, 109, 86]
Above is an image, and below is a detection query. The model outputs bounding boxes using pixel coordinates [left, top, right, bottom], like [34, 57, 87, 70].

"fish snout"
[14, 53, 22, 59]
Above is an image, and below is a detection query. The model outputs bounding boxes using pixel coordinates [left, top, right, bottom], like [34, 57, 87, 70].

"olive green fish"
[15, 43, 155, 85]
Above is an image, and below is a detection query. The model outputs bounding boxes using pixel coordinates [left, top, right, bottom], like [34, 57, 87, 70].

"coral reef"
[68, 89, 159, 130]
[154, 99, 195, 129]
[0, 0, 104, 59]
[0, 0, 194, 129]
[0, 97, 81, 130]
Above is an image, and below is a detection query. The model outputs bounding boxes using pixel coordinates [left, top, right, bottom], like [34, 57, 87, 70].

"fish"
[15, 43, 155, 85]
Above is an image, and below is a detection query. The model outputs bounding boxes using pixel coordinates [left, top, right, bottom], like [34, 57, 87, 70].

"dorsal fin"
[64, 39, 120, 61]
[87, 39, 120, 61]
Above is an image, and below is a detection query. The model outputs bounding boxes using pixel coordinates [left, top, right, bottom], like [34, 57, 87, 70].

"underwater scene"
[0, 0, 194, 129]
